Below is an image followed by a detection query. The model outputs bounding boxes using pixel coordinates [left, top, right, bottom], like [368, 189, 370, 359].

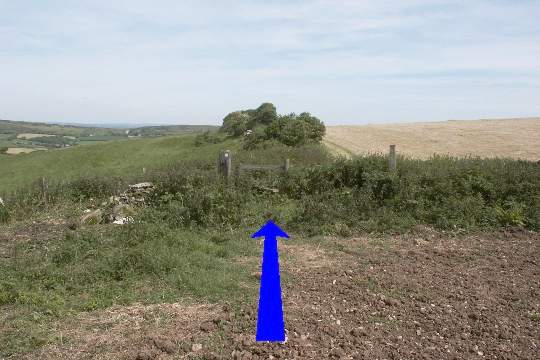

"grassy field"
[325, 117, 540, 160]
[0, 135, 232, 195]
[0, 129, 539, 358]
[0, 119, 124, 137]
[0, 119, 218, 156]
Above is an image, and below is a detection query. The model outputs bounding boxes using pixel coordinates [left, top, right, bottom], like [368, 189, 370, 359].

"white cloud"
[0, 0, 539, 124]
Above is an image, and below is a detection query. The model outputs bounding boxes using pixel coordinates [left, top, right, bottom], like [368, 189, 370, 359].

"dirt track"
[23, 228, 539, 359]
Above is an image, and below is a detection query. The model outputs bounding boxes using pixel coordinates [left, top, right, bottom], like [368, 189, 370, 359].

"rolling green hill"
[0, 119, 124, 137]
[128, 124, 218, 137]
[0, 135, 233, 194]
[0, 119, 219, 154]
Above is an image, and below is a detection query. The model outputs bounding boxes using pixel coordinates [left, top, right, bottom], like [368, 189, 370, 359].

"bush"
[265, 113, 324, 146]
[3, 141, 538, 235]
[221, 111, 251, 137]
[495, 201, 526, 226]
[220, 103, 326, 148]
[250, 103, 277, 126]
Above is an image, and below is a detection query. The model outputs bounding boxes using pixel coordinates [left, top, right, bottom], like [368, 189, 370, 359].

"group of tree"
[220, 103, 325, 148]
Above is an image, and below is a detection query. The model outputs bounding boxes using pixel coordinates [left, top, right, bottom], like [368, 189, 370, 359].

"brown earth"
[19, 228, 540, 359]
[324, 117, 540, 160]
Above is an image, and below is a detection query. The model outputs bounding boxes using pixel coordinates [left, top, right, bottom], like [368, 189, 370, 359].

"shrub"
[220, 103, 325, 148]
[495, 201, 526, 226]
[251, 102, 277, 126]
[221, 111, 250, 137]
[3, 142, 539, 234]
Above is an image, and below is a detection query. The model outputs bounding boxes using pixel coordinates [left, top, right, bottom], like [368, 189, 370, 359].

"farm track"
[19, 228, 540, 359]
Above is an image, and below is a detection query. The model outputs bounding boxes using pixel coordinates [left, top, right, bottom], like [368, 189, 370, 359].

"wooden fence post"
[389, 145, 396, 171]
[225, 150, 232, 180]
[283, 158, 290, 173]
[218, 150, 232, 181]
[41, 177, 48, 207]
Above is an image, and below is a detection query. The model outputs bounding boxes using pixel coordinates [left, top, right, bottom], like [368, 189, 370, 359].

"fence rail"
[217, 150, 290, 180]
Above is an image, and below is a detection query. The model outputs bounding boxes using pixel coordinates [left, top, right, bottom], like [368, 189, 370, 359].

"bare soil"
[325, 118, 540, 160]
[18, 229, 540, 359]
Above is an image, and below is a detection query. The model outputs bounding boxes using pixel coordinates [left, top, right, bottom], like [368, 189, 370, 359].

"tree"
[252, 103, 277, 126]
[221, 111, 250, 136]
[268, 113, 325, 146]
[297, 112, 325, 142]
[219, 103, 326, 147]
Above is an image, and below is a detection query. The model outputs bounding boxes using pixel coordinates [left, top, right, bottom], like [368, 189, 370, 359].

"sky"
[1, 0, 539, 126]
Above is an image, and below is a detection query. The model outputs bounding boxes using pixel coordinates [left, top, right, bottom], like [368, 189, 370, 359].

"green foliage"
[29, 135, 78, 148]
[220, 103, 326, 148]
[1, 138, 539, 356]
[221, 111, 251, 137]
[251, 102, 277, 126]
[266, 113, 325, 146]
[242, 127, 272, 150]
[495, 201, 526, 226]
[0, 224, 257, 356]
[139, 153, 540, 234]
[0, 146, 8, 154]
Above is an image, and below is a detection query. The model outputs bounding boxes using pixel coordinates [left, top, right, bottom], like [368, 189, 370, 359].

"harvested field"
[16, 133, 55, 140]
[325, 118, 540, 160]
[5, 147, 46, 154]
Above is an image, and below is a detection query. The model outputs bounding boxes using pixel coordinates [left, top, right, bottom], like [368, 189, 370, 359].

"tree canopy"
[220, 103, 325, 147]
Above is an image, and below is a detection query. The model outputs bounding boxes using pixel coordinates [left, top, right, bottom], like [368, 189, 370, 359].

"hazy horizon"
[2, 115, 539, 129]
[1, 1, 540, 126]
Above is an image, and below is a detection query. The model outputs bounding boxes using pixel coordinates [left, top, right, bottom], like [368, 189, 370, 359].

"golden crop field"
[325, 117, 540, 160]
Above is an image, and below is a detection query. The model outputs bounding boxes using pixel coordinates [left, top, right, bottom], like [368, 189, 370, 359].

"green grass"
[0, 137, 332, 356]
[0, 222, 259, 356]
[1, 133, 539, 356]
[0, 135, 235, 195]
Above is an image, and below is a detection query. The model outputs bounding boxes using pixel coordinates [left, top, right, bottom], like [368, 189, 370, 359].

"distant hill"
[325, 117, 540, 160]
[0, 119, 217, 136]
[128, 125, 218, 137]
[0, 119, 218, 152]
[0, 119, 124, 137]
[0, 134, 234, 194]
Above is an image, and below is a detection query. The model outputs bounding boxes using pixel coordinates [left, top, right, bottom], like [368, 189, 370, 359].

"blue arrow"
[252, 220, 289, 342]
